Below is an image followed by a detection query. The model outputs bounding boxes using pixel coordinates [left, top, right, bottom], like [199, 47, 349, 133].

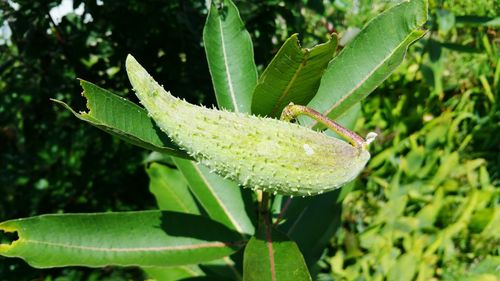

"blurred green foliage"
[321, 0, 499, 280]
[0, 1, 212, 279]
[0, 0, 498, 280]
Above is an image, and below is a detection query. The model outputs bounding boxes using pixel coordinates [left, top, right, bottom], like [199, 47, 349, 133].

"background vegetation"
[0, 0, 498, 280]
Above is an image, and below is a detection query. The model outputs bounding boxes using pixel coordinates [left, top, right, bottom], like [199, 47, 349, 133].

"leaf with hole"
[52, 80, 190, 159]
[0, 211, 245, 268]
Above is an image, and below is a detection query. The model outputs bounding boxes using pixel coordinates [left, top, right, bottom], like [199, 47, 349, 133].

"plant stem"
[281, 103, 366, 148]
[258, 191, 271, 226]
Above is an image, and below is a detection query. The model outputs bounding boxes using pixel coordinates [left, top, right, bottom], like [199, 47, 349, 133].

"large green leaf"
[251, 34, 337, 118]
[243, 224, 311, 281]
[146, 163, 244, 280]
[0, 211, 245, 268]
[146, 162, 200, 214]
[203, 0, 258, 113]
[173, 158, 256, 237]
[52, 80, 190, 159]
[304, 0, 428, 127]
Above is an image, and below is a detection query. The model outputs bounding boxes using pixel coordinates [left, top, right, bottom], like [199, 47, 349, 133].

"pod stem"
[258, 191, 271, 214]
[281, 103, 366, 148]
[258, 191, 272, 226]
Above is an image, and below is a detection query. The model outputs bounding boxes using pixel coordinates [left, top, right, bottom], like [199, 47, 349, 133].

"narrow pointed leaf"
[52, 80, 190, 159]
[146, 162, 200, 214]
[304, 0, 428, 127]
[203, 0, 258, 113]
[252, 34, 337, 118]
[173, 158, 256, 237]
[0, 211, 245, 268]
[243, 225, 311, 281]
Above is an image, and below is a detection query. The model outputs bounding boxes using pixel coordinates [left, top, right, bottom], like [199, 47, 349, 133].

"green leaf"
[277, 190, 342, 268]
[439, 41, 482, 54]
[52, 80, 190, 159]
[178, 277, 231, 281]
[387, 253, 417, 281]
[146, 163, 244, 280]
[251, 34, 337, 118]
[201, 256, 243, 281]
[455, 16, 500, 27]
[146, 161, 246, 280]
[144, 265, 205, 281]
[243, 225, 311, 281]
[203, 0, 258, 113]
[173, 158, 256, 237]
[436, 9, 455, 34]
[468, 256, 500, 278]
[0, 211, 245, 268]
[304, 0, 428, 127]
[146, 162, 200, 214]
[481, 206, 500, 239]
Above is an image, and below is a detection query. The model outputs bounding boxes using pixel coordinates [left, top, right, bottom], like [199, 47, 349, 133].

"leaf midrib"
[158, 173, 192, 213]
[308, 29, 424, 128]
[269, 50, 310, 116]
[16, 239, 242, 253]
[191, 163, 245, 236]
[218, 15, 238, 112]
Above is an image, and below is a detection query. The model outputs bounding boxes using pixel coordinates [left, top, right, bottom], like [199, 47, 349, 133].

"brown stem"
[280, 103, 366, 148]
[258, 191, 271, 226]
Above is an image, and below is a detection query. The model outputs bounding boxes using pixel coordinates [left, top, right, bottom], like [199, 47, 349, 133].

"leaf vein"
[270, 52, 309, 116]
[192, 163, 245, 235]
[21, 239, 241, 253]
[309, 30, 422, 127]
[218, 16, 238, 112]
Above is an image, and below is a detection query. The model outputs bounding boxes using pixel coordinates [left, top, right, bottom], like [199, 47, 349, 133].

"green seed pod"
[126, 55, 371, 196]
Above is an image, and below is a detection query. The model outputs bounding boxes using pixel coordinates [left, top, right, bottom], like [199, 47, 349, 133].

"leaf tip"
[50, 98, 82, 116]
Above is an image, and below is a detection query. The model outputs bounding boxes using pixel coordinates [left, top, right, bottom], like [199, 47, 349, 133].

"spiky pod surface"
[126, 55, 370, 196]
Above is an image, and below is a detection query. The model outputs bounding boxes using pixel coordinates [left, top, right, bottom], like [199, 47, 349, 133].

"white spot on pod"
[303, 143, 314, 156]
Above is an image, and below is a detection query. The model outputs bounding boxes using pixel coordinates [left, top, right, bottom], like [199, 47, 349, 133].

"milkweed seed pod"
[126, 55, 372, 196]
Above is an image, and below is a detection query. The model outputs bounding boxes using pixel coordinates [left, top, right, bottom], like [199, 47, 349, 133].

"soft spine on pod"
[126, 55, 371, 196]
